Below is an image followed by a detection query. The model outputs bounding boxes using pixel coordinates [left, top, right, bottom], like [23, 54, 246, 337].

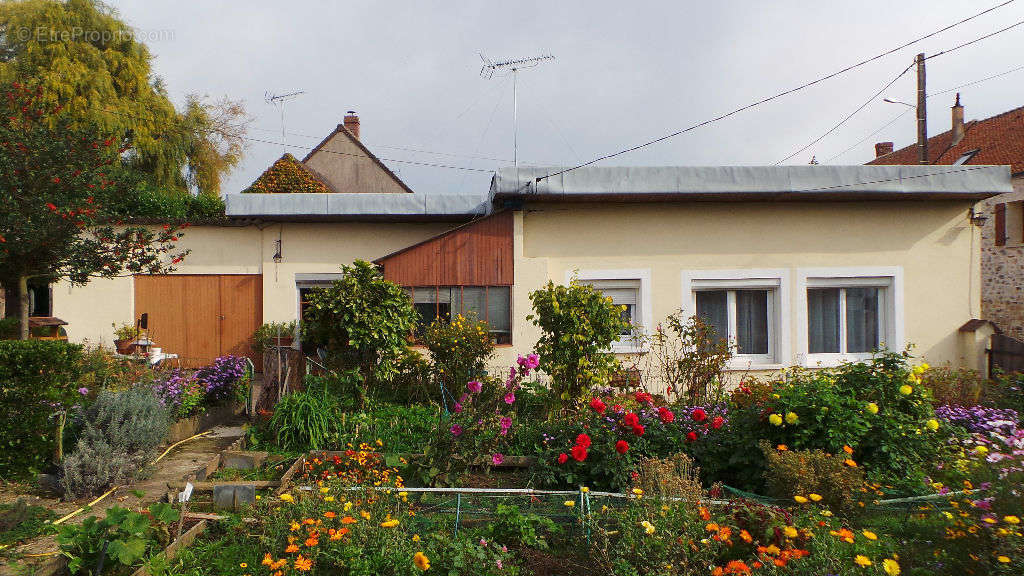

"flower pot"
[114, 338, 134, 354]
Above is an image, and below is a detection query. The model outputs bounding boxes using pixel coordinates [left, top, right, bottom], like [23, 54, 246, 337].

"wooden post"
[916, 53, 928, 165]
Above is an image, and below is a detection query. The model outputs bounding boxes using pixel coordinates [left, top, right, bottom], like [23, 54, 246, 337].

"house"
[49, 116, 1011, 389]
[868, 95, 1024, 340]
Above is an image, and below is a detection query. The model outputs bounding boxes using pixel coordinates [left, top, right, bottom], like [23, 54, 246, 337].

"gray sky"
[107, 0, 1024, 196]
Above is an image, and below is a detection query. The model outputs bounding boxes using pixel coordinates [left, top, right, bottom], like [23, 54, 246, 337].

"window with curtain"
[695, 289, 773, 358]
[408, 286, 511, 344]
[807, 286, 883, 355]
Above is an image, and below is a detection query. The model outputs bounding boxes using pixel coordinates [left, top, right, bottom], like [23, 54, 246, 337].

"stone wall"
[980, 176, 1024, 341]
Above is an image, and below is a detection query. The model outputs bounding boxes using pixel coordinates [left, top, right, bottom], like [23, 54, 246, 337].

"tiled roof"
[241, 153, 335, 194]
[868, 105, 1024, 175]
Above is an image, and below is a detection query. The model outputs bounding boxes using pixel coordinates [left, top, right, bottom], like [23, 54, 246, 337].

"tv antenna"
[265, 90, 305, 153]
[479, 53, 555, 167]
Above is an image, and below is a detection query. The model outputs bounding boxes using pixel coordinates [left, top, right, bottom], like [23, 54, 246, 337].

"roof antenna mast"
[479, 53, 555, 167]
[265, 90, 306, 153]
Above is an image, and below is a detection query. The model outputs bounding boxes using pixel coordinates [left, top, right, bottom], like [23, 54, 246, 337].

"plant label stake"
[176, 482, 193, 541]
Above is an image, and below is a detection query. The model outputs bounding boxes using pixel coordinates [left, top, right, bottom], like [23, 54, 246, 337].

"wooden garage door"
[134, 275, 262, 369]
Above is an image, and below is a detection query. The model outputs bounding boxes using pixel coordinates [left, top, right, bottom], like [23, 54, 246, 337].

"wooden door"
[134, 275, 262, 368]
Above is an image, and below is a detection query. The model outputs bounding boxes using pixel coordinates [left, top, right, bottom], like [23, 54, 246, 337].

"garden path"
[0, 422, 244, 575]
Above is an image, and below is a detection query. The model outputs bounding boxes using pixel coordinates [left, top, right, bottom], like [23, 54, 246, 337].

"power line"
[775, 62, 914, 165]
[531, 0, 1018, 184]
[826, 62, 1024, 162]
[924, 18, 1024, 60]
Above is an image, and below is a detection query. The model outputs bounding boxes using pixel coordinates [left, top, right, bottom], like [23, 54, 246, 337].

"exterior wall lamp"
[969, 207, 988, 227]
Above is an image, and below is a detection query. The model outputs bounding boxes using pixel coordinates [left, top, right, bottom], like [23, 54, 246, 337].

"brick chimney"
[343, 111, 360, 140]
[951, 93, 965, 146]
[874, 142, 894, 158]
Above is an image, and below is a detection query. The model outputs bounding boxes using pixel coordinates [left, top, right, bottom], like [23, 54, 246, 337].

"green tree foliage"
[0, 82, 188, 338]
[301, 260, 418, 407]
[528, 279, 629, 409]
[0, 0, 248, 195]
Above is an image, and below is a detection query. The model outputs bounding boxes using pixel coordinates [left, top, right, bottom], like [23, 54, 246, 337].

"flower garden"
[1, 265, 1023, 575]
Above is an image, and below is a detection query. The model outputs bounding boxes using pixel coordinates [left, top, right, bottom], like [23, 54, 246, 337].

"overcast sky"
[106, 0, 1024, 196]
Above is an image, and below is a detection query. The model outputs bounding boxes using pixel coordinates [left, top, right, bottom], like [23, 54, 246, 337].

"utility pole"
[915, 53, 928, 164]
[479, 53, 555, 168]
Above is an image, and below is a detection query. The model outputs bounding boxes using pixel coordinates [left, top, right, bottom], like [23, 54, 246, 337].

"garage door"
[134, 274, 262, 368]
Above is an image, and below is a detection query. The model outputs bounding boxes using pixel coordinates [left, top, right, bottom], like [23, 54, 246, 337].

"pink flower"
[499, 416, 512, 436]
[454, 402, 463, 413]
[78, 387, 89, 395]
[504, 392, 515, 405]
[450, 424, 463, 436]
[492, 453, 504, 466]
[526, 353, 540, 369]
[467, 380, 482, 393]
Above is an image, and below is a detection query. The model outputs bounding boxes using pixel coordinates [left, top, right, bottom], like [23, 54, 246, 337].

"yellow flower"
[997, 556, 1010, 563]
[564, 500, 576, 507]
[1005, 515, 1021, 524]
[280, 493, 294, 503]
[862, 530, 878, 540]
[641, 520, 656, 535]
[794, 495, 809, 504]
[783, 526, 798, 538]
[239, 563, 248, 569]
[413, 551, 431, 571]
[882, 558, 900, 575]
[289, 521, 300, 532]
[926, 419, 939, 431]
[580, 486, 589, 493]
[319, 487, 329, 494]
[412, 534, 420, 542]
[632, 488, 644, 496]
[899, 384, 913, 395]
[324, 496, 335, 502]
[974, 445, 989, 455]
[344, 501, 353, 511]
[854, 555, 872, 567]
[769, 414, 784, 426]
[821, 510, 833, 517]
[866, 402, 879, 414]
[809, 493, 822, 502]
[785, 412, 799, 424]
[381, 518, 400, 528]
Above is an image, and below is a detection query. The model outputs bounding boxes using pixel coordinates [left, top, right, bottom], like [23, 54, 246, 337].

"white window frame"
[569, 269, 652, 353]
[682, 269, 790, 369]
[295, 273, 343, 349]
[796, 267, 903, 367]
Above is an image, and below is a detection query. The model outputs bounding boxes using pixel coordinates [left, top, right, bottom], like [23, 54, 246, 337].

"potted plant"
[112, 322, 137, 354]
[253, 321, 297, 352]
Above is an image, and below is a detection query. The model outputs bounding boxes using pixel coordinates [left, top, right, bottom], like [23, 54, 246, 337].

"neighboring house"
[50, 131, 1011, 389]
[869, 95, 1024, 340]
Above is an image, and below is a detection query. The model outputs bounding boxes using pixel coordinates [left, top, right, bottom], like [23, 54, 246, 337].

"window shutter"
[995, 203, 1006, 246]
[599, 288, 638, 305]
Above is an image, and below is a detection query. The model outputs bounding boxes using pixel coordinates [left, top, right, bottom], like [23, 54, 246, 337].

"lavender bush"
[152, 355, 247, 419]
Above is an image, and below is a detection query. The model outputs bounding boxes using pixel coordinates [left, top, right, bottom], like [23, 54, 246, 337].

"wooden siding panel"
[219, 275, 263, 369]
[379, 211, 513, 286]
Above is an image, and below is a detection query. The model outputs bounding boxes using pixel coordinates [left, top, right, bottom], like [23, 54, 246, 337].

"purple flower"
[467, 380, 482, 394]
[78, 387, 89, 396]
[499, 416, 512, 436]
[491, 453, 504, 466]
[450, 424, 463, 437]
[504, 392, 515, 405]
[454, 402, 463, 414]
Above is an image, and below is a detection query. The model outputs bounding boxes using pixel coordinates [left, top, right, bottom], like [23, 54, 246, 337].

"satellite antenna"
[265, 90, 305, 153]
[479, 53, 555, 167]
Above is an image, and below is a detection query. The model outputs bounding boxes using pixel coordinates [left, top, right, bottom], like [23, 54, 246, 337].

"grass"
[205, 457, 292, 482]
[0, 500, 57, 550]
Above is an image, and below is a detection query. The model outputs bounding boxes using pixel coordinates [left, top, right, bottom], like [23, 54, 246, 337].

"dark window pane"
[846, 287, 880, 353]
[619, 304, 634, 336]
[736, 290, 769, 355]
[438, 287, 454, 322]
[461, 287, 487, 322]
[413, 287, 438, 332]
[695, 290, 729, 345]
[808, 288, 840, 353]
[487, 286, 511, 342]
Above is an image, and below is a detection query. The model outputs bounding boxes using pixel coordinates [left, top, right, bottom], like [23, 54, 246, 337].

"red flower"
[615, 440, 629, 454]
[711, 416, 725, 429]
[634, 391, 653, 404]
[557, 453, 568, 464]
[612, 404, 623, 413]
[691, 408, 707, 422]
[686, 431, 698, 442]
[632, 424, 645, 436]
[575, 433, 591, 449]
[658, 407, 675, 423]
[589, 398, 606, 414]
[623, 412, 639, 427]
[570, 444, 588, 462]
[46, 202, 57, 211]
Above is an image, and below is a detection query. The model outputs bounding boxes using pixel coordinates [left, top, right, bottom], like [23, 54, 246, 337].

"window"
[695, 289, 773, 357]
[572, 270, 651, 352]
[798, 268, 902, 366]
[407, 286, 511, 344]
[682, 269, 790, 367]
[295, 274, 342, 350]
[582, 280, 640, 337]
[27, 280, 51, 317]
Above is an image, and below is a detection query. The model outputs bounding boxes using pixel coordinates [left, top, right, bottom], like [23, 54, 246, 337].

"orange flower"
[843, 445, 854, 454]
[739, 529, 753, 543]
[777, 444, 788, 451]
[844, 459, 857, 467]
[341, 516, 357, 524]
[294, 555, 313, 572]
[285, 544, 299, 554]
[699, 506, 711, 521]
[706, 523, 720, 532]
[324, 511, 336, 519]
[304, 537, 319, 547]
[302, 518, 316, 525]
[262, 554, 275, 567]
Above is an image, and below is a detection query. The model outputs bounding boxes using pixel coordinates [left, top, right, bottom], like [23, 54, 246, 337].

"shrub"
[986, 371, 1024, 416]
[252, 320, 296, 353]
[0, 340, 84, 478]
[484, 503, 560, 551]
[57, 503, 179, 575]
[922, 365, 985, 406]
[194, 355, 248, 404]
[422, 313, 494, 398]
[761, 442, 865, 513]
[266, 390, 341, 451]
[151, 355, 247, 418]
[301, 260, 418, 408]
[125, 188, 227, 223]
[528, 279, 629, 409]
[335, 402, 439, 453]
[61, 387, 170, 497]
[634, 452, 705, 500]
[640, 311, 732, 403]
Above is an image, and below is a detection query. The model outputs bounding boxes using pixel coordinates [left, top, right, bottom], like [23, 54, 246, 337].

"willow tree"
[0, 83, 189, 339]
[0, 0, 248, 196]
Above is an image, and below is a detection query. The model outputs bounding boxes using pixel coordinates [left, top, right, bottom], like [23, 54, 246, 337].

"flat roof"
[490, 165, 1012, 202]
[224, 193, 489, 222]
